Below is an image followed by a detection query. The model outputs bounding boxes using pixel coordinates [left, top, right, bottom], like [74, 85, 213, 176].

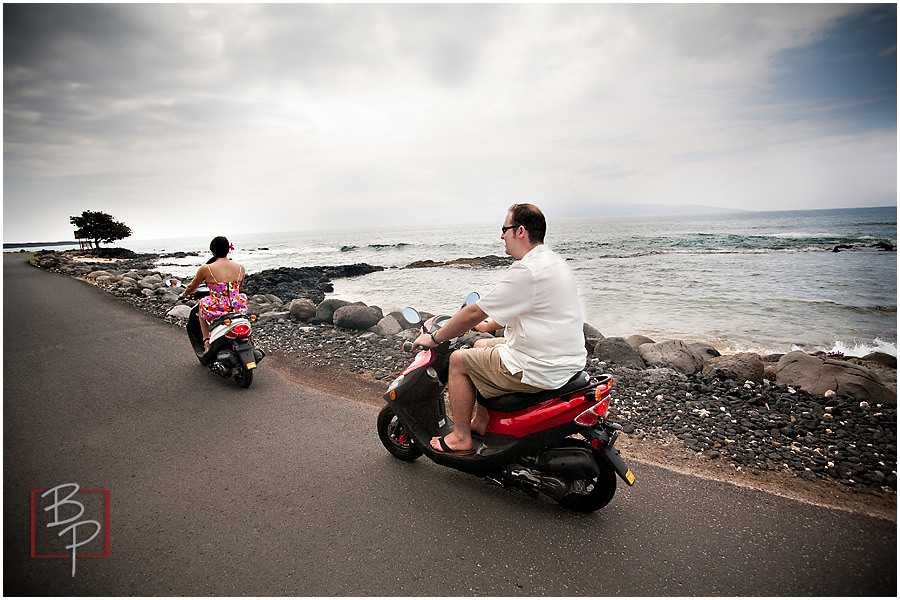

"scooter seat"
[477, 371, 592, 412]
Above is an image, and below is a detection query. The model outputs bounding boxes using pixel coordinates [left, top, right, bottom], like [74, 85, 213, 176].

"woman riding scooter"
[180, 236, 248, 352]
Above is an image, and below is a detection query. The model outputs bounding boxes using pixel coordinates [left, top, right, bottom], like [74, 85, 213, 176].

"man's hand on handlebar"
[408, 303, 490, 352]
[410, 332, 438, 352]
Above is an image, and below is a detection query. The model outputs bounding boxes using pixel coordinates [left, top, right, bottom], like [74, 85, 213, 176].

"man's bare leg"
[469, 337, 495, 436]
[471, 405, 489, 436]
[430, 350, 476, 452]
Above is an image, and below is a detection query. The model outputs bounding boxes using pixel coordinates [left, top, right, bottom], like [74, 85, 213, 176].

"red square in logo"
[31, 488, 111, 559]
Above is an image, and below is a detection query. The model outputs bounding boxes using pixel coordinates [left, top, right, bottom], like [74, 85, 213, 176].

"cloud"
[3, 4, 895, 241]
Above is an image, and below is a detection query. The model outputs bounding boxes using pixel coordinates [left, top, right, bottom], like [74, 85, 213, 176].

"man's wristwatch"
[430, 331, 439, 345]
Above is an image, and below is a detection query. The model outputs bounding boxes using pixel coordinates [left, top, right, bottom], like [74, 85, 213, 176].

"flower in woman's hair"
[229, 243, 235, 250]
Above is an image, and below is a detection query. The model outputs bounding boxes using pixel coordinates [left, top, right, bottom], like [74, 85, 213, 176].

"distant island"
[555, 203, 750, 218]
[3, 241, 78, 249]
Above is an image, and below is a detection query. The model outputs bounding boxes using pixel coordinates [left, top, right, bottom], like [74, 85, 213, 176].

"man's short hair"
[508, 203, 546, 244]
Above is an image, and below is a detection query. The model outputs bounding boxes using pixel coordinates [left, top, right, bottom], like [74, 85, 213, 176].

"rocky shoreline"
[24, 249, 898, 517]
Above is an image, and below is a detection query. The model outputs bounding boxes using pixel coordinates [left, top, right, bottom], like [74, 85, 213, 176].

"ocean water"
[15, 207, 897, 357]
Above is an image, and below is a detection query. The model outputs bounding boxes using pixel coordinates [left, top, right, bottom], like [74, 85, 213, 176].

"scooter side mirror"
[464, 291, 480, 307]
[401, 307, 421, 326]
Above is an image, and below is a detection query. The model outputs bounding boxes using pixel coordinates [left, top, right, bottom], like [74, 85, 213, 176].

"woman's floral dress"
[198, 266, 248, 321]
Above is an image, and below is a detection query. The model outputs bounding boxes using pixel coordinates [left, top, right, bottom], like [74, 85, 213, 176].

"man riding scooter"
[411, 203, 588, 455]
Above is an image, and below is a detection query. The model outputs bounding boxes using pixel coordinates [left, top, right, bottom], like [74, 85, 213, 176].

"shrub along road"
[4, 252, 896, 596]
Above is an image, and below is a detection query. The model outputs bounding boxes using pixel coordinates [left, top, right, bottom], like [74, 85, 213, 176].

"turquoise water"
[18, 206, 896, 356]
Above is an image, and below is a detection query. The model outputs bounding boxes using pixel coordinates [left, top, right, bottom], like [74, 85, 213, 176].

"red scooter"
[377, 296, 635, 512]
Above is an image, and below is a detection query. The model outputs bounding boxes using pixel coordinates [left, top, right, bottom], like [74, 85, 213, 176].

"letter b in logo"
[32, 484, 110, 576]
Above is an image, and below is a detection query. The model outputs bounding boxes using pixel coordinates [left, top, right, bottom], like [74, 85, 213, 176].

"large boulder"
[593, 337, 646, 369]
[374, 315, 403, 336]
[638, 339, 706, 374]
[248, 294, 283, 315]
[583, 323, 605, 354]
[702, 353, 765, 384]
[166, 304, 192, 320]
[775, 350, 896, 403]
[846, 354, 898, 398]
[626, 335, 655, 350]
[139, 274, 163, 289]
[687, 343, 721, 362]
[156, 290, 180, 304]
[315, 299, 352, 324]
[87, 270, 114, 279]
[288, 298, 317, 321]
[860, 351, 897, 368]
[333, 304, 383, 330]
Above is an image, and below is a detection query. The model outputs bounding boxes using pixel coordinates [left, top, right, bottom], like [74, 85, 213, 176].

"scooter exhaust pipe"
[211, 363, 229, 376]
[500, 466, 569, 499]
[535, 448, 600, 479]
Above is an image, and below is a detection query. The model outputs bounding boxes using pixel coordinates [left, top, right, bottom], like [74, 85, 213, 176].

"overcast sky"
[4, 3, 897, 242]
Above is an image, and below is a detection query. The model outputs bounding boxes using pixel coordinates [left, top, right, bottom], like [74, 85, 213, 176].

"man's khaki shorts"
[459, 338, 543, 399]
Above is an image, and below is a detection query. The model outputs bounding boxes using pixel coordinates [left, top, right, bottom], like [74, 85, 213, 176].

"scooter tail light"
[232, 323, 252, 338]
[573, 389, 610, 426]
[574, 406, 599, 426]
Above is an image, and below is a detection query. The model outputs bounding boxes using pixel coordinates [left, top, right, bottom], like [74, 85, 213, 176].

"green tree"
[69, 210, 132, 249]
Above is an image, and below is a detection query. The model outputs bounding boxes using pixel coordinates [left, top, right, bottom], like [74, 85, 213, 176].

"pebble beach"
[24, 248, 898, 520]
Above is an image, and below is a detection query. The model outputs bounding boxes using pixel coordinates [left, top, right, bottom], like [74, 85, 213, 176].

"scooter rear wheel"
[377, 405, 423, 462]
[556, 440, 617, 512]
[234, 367, 253, 388]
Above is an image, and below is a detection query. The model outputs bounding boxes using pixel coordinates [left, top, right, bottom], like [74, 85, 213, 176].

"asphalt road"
[4, 252, 897, 596]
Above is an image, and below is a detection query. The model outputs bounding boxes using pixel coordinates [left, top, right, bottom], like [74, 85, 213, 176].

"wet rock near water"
[27, 249, 898, 499]
[242, 264, 384, 305]
[403, 255, 514, 269]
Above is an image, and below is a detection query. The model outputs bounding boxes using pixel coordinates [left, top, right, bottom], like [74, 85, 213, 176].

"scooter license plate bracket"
[601, 444, 636, 486]
[590, 426, 635, 486]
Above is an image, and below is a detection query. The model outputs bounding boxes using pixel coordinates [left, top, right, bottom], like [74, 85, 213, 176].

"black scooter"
[377, 296, 634, 512]
[185, 285, 265, 388]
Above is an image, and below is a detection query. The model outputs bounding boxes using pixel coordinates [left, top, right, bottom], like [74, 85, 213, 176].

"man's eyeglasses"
[501, 224, 519, 235]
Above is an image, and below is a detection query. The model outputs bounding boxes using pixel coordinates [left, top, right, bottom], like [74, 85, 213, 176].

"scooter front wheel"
[377, 405, 423, 462]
